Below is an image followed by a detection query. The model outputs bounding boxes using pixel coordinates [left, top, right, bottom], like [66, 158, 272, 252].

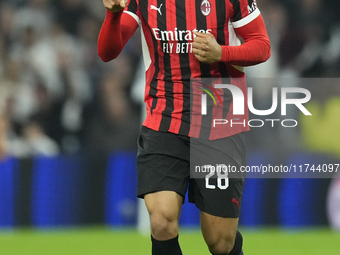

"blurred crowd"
[0, 0, 141, 157]
[0, 0, 340, 158]
[247, 0, 340, 78]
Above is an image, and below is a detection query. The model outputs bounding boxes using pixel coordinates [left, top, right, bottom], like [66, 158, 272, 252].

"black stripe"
[247, 0, 254, 10]
[195, 0, 213, 139]
[127, 0, 138, 13]
[215, 0, 232, 120]
[216, 0, 229, 77]
[176, 0, 191, 136]
[159, 0, 174, 131]
[231, 0, 242, 21]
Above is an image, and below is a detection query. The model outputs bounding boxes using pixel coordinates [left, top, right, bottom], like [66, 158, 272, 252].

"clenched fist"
[103, 0, 128, 13]
[192, 31, 222, 64]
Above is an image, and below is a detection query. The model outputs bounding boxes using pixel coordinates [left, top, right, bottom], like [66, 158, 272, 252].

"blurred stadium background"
[0, 0, 340, 254]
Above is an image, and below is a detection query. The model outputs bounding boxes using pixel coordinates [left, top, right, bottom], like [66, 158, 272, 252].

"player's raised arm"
[98, 0, 140, 62]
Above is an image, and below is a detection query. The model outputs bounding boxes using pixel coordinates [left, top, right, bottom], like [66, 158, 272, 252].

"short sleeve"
[229, 0, 261, 28]
[124, 0, 141, 26]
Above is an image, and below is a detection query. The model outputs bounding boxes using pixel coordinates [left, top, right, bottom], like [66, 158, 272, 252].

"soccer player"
[98, 0, 270, 254]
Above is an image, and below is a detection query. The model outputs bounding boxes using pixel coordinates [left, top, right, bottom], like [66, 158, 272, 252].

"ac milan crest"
[200, 0, 211, 16]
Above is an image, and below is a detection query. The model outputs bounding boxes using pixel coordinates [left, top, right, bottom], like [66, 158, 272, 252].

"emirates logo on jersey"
[200, 0, 211, 16]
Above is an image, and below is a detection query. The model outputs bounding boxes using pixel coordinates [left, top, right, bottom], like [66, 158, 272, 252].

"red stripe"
[186, 0, 202, 137]
[186, 0, 200, 78]
[149, 0, 165, 130]
[206, 0, 220, 77]
[142, 20, 156, 120]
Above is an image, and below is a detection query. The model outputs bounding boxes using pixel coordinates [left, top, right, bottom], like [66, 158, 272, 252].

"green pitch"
[0, 227, 339, 255]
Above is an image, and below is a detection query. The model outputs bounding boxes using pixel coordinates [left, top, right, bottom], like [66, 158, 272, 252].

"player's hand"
[103, 0, 128, 13]
[192, 31, 222, 64]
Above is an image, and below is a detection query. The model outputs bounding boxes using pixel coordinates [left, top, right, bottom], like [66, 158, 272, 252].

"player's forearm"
[98, 10, 139, 62]
[220, 15, 271, 66]
[98, 10, 124, 62]
[220, 38, 270, 66]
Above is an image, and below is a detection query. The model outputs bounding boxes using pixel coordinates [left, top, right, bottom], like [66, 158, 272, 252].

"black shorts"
[136, 126, 246, 218]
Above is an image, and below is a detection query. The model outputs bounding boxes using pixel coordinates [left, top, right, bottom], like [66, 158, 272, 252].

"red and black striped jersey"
[124, 0, 261, 139]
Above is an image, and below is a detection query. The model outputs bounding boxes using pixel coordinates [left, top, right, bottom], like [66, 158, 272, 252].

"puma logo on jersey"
[247, 0, 257, 14]
[150, 4, 163, 15]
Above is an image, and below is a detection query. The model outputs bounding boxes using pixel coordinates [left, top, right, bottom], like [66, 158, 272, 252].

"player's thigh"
[144, 191, 183, 220]
[200, 211, 239, 252]
[145, 191, 183, 239]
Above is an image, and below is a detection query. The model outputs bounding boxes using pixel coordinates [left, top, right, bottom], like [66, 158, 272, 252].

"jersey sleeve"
[124, 0, 142, 26]
[97, 5, 139, 62]
[220, 14, 271, 66]
[229, 0, 261, 29]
